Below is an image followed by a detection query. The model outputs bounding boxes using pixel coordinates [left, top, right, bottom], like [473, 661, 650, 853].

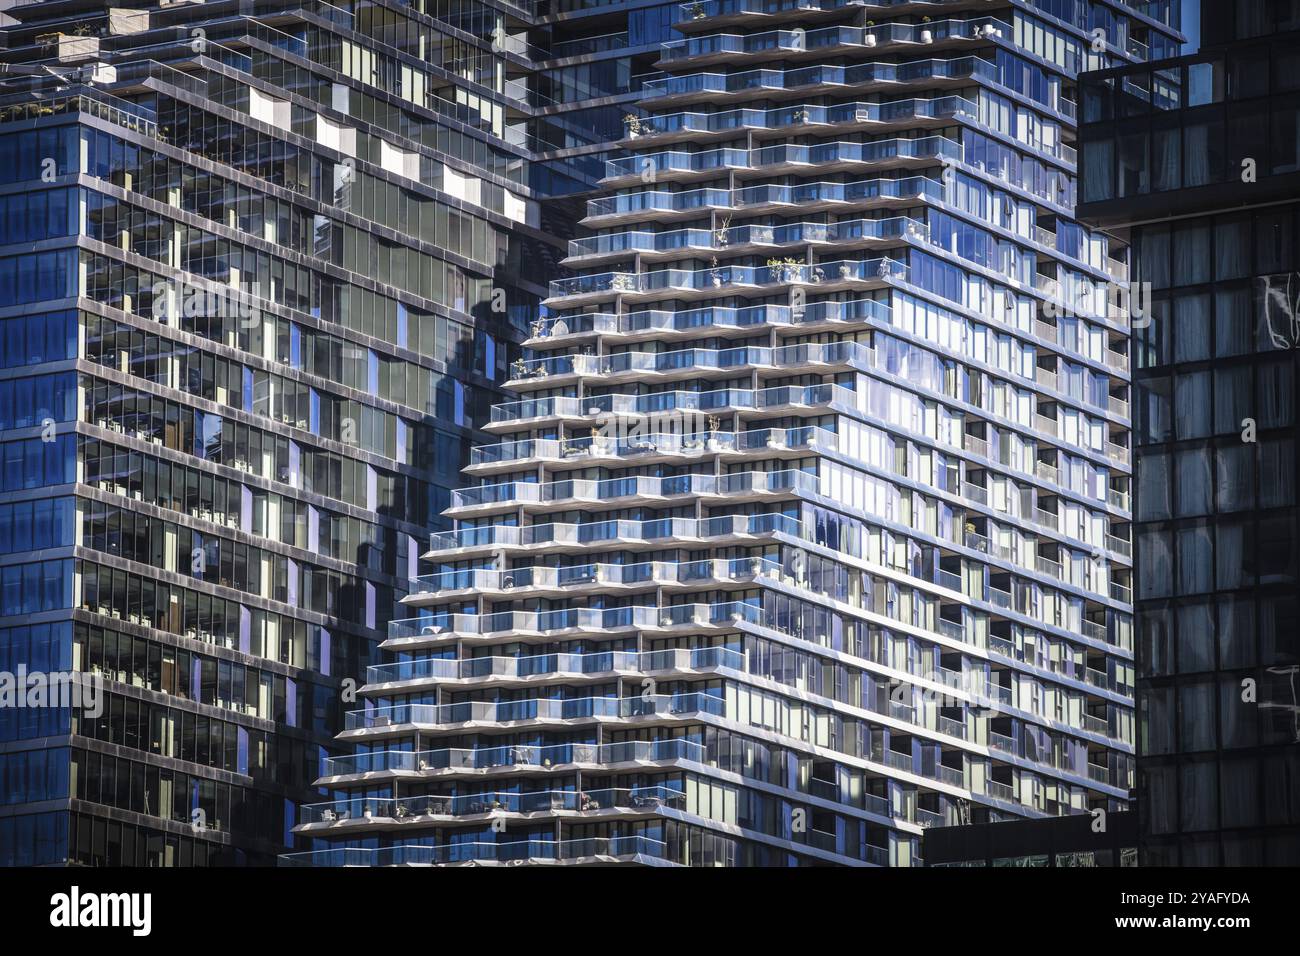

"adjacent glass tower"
[288, 1, 1180, 867]
[1078, 0, 1300, 866]
[0, 0, 551, 864]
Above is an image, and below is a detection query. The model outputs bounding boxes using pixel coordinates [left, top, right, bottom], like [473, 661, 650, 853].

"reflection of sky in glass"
[1182, 0, 1201, 53]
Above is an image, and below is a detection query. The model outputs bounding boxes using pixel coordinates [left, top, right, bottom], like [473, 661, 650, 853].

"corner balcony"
[601, 136, 958, 185]
[524, 295, 892, 346]
[658, 18, 1008, 68]
[563, 216, 926, 267]
[581, 175, 941, 227]
[618, 95, 975, 148]
[279, 836, 674, 867]
[544, 256, 907, 308]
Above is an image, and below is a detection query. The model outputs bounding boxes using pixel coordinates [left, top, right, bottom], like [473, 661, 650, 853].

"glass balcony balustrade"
[343, 691, 730, 731]
[659, 19, 1009, 61]
[620, 95, 976, 141]
[426, 512, 802, 554]
[393, 573, 1128, 683]
[319, 739, 706, 778]
[676, 0, 954, 22]
[449, 469, 820, 512]
[383, 600, 786, 648]
[582, 175, 942, 220]
[545, 256, 907, 301]
[603, 137, 959, 180]
[639, 57, 998, 101]
[565, 215, 926, 261]
[297, 786, 689, 825]
[412, 556, 777, 592]
[528, 297, 893, 342]
[363, 645, 748, 685]
[279, 836, 671, 867]
[467, 424, 836, 469]
[508, 339, 887, 383]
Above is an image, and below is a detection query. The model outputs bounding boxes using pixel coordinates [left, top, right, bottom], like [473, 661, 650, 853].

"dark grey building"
[924, 807, 1137, 867]
[1077, 0, 1300, 866]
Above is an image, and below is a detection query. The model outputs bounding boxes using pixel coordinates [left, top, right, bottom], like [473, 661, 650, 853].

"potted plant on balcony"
[768, 256, 803, 284]
[920, 16, 934, 44]
[706, 414, 722, 451]
[864, 21, 877, 47]
[623, 113, 642, 138]
[709, 255, 725, 287]
[713, 213, 732, 248]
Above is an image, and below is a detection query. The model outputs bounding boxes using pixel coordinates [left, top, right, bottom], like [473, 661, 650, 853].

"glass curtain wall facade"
[0, 0, 554, 865]
[1078, 4, 1300, 866]
[287, 0, 1180, 868]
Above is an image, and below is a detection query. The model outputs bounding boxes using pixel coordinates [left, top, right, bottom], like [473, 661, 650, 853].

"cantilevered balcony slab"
[656, 19, 1005, 69]
[580, 176, 940, 228]
[294, 786, 688, 834]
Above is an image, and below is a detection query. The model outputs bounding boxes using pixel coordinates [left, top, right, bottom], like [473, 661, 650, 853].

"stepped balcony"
[506, 338, 907, 388]
[362, 646, 747, 689]
[601, 136, 959, 185]
[581, 175, 942, 226]
[341, 691, 730, 734]
[618, 95, 975, 147]
[422, 512, 803, 559]
[483, 382, 859, 430]
[675, 0, 970, 32]
[403, 558, 783, 602]
[315, 738, 707, 782]
[563, 216, 928, 266]
[544, 256, 907, 307]
[464, 424, 835, 475]
[523, 297, 892, 346]
[657, 18, 1008, 67]
[447, 468, 821, 518]
[639, 57, 999, 107]
[280, 835, 675, 867]
[295, 786, 689, 829]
